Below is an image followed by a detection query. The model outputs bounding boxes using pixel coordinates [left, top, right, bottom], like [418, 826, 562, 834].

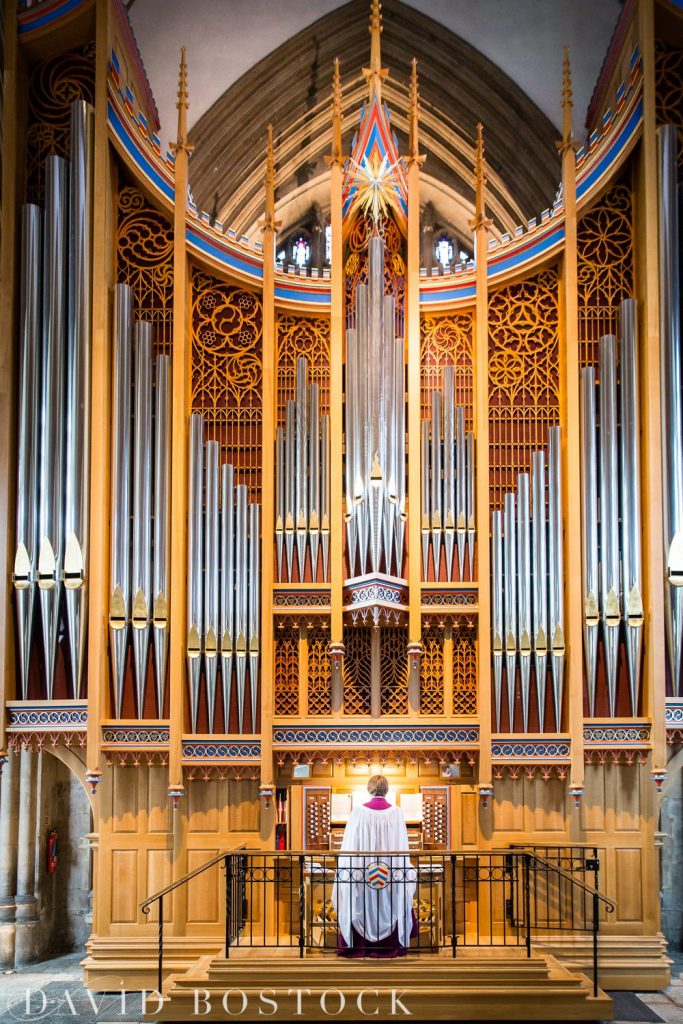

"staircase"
[149, 948, 612, 1021]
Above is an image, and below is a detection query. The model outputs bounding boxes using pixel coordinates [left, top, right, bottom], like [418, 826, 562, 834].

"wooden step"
[148, 948, 613, 1021]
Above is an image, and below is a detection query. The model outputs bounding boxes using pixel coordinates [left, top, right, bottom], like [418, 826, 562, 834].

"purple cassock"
[332, 797, 418, 958]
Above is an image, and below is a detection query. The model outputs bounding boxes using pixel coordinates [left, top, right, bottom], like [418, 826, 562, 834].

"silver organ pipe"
[658, 124, 683, 697]
[234, 483, 248, 734]
[383, 296, 396, 574]
[295, 356, 309, 579]
[395, 338, 406, 570]
[430, 389, 442, 579]
[343, 235, 405, 578]
[152, 354, 171, 717]
[63, 99, 94, 700]
[531, 451, 548, 731]
[248, 502, 261, 728]
[580, 367, 599, 717]
[131, 323, 153, 716]
[204, 440, 220, 732]
[309, 383, 321, 579]
[466, 430, 476, 577]
[599, 336, 621, 716]
[503, 492, 518, 730]
[284, 399, 296, 581]
[443, 366, 456, 582]
[517, 474, 532, 733]
[548, 425, 565, 731]
[321, 413, 330, 582]
[421, 419, 431, 581]
[37, 155, 67, 699]
[187, 413, 204, 733]
[619, 299, 643, 715]
[275, 426, 285, 582]
[491, 510, 504, 731]
[220, 463, 235, 730]
[110, 286, 133, 717]
[456, 406, 467, 579]
[14, 205, 42, 700]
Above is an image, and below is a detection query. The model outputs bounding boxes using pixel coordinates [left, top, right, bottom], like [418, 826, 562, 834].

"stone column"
[0, 749, 20, 967]
[14, 747, 39, 965]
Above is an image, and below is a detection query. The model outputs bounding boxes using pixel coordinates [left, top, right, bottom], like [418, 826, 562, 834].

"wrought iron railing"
[141, 846, 615, 997]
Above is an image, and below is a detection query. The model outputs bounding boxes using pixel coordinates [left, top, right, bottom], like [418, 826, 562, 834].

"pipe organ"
[188, 413, 261, 734]
[109, 286, 173, 718]
[13, 101, 94, 702]
[4, 0, 683, 995]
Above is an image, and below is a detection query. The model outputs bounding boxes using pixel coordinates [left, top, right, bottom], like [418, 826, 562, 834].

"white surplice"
[331, 804, 417, 947]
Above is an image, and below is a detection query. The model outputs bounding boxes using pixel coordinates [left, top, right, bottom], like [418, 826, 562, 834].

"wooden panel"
[146, 849, 172, 923]
[532, 779, 565, 832]
[147, 765, 170, 834]
[492, 778, 524, 832]
[615, 849, 643, 921]
[581, 764, 606, 832]
[460, 792, 477, 846]
[229, 781, 260, 831]
[112, 767, 139, 833]
[111, 850, 137, 923]
[188, 779, 220, 833]
[186, 848, 220, 924]
[614, 764, 640, 831]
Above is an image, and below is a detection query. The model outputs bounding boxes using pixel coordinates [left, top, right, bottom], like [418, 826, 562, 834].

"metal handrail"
[139, 844, 246, 913]
[523, 852, 616, 912]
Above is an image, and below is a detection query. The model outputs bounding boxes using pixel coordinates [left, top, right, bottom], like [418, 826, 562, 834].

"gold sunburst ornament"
[347, 151, 401, 226]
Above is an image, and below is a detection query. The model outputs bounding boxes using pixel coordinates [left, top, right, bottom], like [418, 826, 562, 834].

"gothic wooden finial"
[408, 58, 424, 168]
[469, 123, 490, 231]
[331, 58, 343, 165]
[262, 124, 280, 233]
[172, 47, 193, 155]
[558, 46, 578, 154]
[363, 0, 388, 102]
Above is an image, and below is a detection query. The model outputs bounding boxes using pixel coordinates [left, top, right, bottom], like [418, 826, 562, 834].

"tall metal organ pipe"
[580, 367, 600, 717]
[619, 299, 643, 716]
[14, 205, 42, 700]
[37, 155, 67, 699]
[248, 502, 261, 728]
[110, 286, 133, 717]
[548, 425, 565, 731]
[658, 123, 683, 697]
[599, 335, 621, 717]
[187, 414, 204, 733]
[220, 463, 235, 730]
[503, 491, 518, 729]
[204, 440, 220, 731]
[131, 323, 153, 715]
[63, 99, 94, 700]
[531, 451, 548, 731]
[321, 413, 330, 582]
[517, 474, 532, 732]
[153, 354, 171, 716]
[234, 483, 248, 734]
[443, 366, 456, 582]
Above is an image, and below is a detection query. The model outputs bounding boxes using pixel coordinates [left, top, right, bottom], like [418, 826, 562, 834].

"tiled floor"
[1, 950, 682, 1023]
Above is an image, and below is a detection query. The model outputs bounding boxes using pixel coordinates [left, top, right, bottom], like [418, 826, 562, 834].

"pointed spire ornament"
[170, 47, 194, 157]
[326, 58, 344, 169]
[261, 124, 281, 235]
[557, 46, 578, 155]
[363, 0, 388, 103]
[408, 58, 425, 168]
[469, 123, 491, 233]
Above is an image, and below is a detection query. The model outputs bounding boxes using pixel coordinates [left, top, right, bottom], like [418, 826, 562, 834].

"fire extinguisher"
[46, 829, 58, 873]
